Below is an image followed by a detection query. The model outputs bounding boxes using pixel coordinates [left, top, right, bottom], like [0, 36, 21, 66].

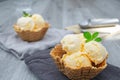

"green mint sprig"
[23, 11, 32, 17]
[83, 32, 102, 43]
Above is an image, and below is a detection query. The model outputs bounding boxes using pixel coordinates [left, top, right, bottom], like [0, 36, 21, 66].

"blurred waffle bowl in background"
[14, 11, 50, 42]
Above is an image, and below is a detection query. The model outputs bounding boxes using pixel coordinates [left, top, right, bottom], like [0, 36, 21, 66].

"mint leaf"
[23, 11, 32, 17]
[83, 32, 92, 40]
[86, 39, 91, 43]
[95, 37, 102, 42]
[23, 11, 28, 17]
[92, 32, 99, 40]
[83, 32, 102, 43]
[29, 14, 32, 17]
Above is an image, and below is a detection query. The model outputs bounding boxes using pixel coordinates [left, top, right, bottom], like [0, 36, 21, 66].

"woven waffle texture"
[50, 44, 107, 80]
[14, 22, 49, 42]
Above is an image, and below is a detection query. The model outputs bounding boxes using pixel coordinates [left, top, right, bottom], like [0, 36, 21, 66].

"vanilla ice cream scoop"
[61, 34, 85, 54]
[32, 14, 45, 27]
[85, 41, 108, 65]
[62, 52, 91, 68]
[17, 17, 35, 30]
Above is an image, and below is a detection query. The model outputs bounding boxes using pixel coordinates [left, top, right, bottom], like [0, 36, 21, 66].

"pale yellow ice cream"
[62, 51, 91, 68]
[17, 17, 35, 30]
[17, 14, 45, 30]
[32, 14, 45, 27]
[61, 34, 85, 54]
[84, 41, 108, 65]
[61, 34, 108, 68]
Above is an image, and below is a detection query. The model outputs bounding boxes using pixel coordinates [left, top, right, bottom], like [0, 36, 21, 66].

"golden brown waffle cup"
[50, 44, 107, 80]
[14, 22, 49, 42]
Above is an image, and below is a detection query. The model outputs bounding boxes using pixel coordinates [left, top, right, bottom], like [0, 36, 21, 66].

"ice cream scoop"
[17, 17, 35, 30]
[32, 14, 45, 27]
[61, 34, 85, 54]
[62, 52, 92, 68]
[84, 41, 108, 65]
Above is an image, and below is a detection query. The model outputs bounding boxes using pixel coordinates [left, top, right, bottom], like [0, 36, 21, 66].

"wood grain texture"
[0, 0, 120, 80]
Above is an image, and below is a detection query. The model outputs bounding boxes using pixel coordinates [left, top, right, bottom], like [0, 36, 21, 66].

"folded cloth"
[0, 28, 73, 60]
[24, 49, 120, 80]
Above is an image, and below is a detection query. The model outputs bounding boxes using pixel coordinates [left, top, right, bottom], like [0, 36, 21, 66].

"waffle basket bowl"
[14, 22, 49, 42]
[50, 44, 107, 80]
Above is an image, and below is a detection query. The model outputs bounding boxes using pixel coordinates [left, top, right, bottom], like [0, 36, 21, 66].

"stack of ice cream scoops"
[50, 32, 108, 80]
[14, 11, 49, 42]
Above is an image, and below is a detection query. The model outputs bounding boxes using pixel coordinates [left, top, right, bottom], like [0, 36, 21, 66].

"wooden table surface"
[0, 0, 120, 80]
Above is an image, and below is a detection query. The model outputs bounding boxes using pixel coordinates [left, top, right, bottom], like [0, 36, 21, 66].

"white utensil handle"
[88, 18, 119, 26]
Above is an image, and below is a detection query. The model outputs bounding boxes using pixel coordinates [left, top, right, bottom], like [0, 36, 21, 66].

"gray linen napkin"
[0, 28, 73, 60]
[24, 49, 120, 80]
